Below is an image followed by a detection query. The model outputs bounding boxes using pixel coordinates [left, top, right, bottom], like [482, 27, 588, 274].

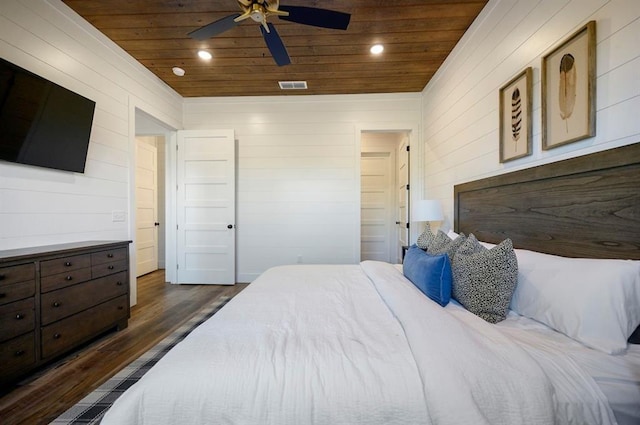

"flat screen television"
[0, 57, 96, 173]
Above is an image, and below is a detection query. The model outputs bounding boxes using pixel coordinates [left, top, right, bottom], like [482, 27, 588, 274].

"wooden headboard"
[454, 143, 640, 260]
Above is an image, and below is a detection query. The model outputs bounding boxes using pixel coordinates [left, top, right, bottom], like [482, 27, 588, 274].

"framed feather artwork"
[499, 67, 532, 162]
[542, 21, 596, 150]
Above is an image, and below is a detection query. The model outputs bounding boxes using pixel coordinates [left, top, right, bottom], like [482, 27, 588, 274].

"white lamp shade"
[413, 200, 443, 222]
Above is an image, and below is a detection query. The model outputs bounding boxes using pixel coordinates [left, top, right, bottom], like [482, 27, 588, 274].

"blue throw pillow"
[403, 245, 452, 306]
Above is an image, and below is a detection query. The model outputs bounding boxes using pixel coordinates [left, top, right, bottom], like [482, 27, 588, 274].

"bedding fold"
[492, 313, 619, 424]
[360, 260, 555, 425]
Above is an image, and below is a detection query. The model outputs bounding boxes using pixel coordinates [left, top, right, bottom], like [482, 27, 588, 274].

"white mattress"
[101, 262, 633, 425]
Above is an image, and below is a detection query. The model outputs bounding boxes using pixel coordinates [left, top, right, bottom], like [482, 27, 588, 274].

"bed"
[101, 143, 640, 425]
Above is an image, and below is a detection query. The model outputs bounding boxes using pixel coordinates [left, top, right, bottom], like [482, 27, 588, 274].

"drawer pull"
[15, 349, 25, 357]
[15, 313, 24, 320]
[118, 305, 124, 310]
[66, 275, 73, 281]
[0, 292, 6, 298]
[107, 253, 114, 258]
[53, 301, 61, 308]
[108, 265, 115, 270]
[0, 274, 5, 280]
[65, 262, 72, 267]
[53, 333, 61, 339]
[116, 281, 123, 286]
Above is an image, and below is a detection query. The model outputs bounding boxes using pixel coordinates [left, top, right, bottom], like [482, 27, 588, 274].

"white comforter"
[101, 261, 613, 425]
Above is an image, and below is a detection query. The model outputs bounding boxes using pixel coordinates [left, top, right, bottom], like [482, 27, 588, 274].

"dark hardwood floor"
[0, 270, 247, 425]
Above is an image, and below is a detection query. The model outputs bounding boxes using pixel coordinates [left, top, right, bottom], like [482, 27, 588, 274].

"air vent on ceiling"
[279, 81, 308, 90]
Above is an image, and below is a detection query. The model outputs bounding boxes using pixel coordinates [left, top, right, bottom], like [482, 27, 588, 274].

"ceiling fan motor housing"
[250, 4, 266, 23]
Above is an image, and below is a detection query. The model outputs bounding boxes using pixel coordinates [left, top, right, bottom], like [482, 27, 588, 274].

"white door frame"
[355, 121, 423, 262]
[396, 135, 410, 263]
[129, 103, 181, 306]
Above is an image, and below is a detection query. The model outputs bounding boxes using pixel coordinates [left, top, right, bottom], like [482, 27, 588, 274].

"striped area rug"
[50, 295, 233, 425]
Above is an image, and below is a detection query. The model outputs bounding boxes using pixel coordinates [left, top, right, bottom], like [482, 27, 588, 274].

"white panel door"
[176, 130, 235, 284]
[397, 137, 409, 262]
[135, 139, 158, 276]
[361, 152, 394, 262]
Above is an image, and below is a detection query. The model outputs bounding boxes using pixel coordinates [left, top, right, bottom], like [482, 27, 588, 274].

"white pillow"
[510, 249, 640, 354]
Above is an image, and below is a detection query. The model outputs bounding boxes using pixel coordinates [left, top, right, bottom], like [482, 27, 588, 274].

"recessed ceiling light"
[172, 67, 185, 77]
[197, 50, 212, 60]
[370, 44, 384, 55]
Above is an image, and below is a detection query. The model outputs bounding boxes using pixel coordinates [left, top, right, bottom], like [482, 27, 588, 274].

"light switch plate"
[112, 211, 126, 222]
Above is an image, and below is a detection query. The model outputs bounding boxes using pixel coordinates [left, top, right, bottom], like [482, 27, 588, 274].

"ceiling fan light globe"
[250, 11, 264, 22]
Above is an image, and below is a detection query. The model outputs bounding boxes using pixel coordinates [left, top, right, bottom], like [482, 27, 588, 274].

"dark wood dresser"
[0, 240, 131, 384]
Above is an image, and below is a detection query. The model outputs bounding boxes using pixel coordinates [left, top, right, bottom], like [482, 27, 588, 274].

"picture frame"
[499, 67, 532, 163]
[541, 21, 596, 150]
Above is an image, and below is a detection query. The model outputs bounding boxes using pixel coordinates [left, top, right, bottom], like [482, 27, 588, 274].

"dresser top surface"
[0, 241, 131, 264]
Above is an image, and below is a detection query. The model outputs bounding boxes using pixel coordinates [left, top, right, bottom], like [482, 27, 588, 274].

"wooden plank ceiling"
[62, 0, 488, 97]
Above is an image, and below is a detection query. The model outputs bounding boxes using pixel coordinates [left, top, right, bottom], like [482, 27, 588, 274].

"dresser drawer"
[0, 298, 35, 342]
[0, 332, 36, 379]
[0, 280, 35, 306]
[0, 263, 35, 287]
[41, 294, 128, 359]
[41, 267, 92, 293]
[41, 272, 128, 325]
[91, 247, 128, 266]
[92, 260, 128, 279]
[41, 254, 91, 277]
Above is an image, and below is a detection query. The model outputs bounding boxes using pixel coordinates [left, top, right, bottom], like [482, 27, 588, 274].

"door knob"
[227, 224, 234, 229]
[154, 222, 160, 226]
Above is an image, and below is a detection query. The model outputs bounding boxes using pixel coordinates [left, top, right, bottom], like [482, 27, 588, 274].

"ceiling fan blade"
[278, 5, 350, 30]
[188, 13, 241, 40]
[261, 23, 291, 66]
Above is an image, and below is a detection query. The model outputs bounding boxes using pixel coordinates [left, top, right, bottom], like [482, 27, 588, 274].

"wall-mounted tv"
[0, 57, 96, 173]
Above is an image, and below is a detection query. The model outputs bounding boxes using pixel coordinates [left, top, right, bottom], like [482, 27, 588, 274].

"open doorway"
[134, 109, 172, 277]
[360, 131, 410, 264]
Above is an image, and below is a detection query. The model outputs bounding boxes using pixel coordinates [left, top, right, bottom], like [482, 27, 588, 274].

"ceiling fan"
[188, 0, 351, 66]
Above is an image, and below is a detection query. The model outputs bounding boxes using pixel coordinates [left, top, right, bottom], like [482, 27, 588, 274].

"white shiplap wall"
[0, 0, 182, 252]
[0, 1, 183, 304]
[421, 0, 640, 227]
[183, 94, 421, 282]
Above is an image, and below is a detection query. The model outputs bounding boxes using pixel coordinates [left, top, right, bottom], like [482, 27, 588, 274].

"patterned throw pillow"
[416, 222, 435, 250]
[452, 234, 518, 324]
[428, 230, 467, 263]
